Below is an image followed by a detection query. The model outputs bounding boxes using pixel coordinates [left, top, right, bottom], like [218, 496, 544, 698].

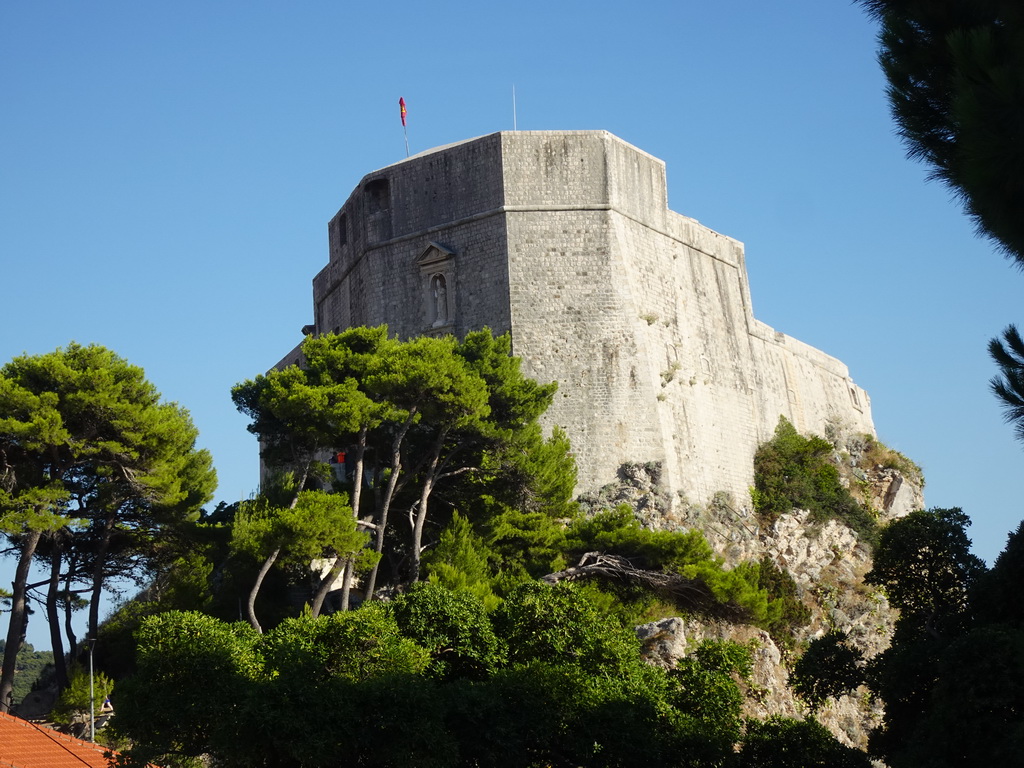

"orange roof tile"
[0, 712, 121, 768]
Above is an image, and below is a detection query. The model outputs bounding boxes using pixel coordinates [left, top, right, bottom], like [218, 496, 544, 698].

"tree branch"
[542, 552, 752, 623]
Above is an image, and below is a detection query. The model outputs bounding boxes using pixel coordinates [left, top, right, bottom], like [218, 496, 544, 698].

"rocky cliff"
[581, 429, 924, 752]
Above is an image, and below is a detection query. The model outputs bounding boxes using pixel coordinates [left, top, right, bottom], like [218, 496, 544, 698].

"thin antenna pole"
[512, 84, 517, 130]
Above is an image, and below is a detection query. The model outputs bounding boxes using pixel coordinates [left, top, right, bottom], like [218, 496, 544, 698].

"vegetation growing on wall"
[856, 435, 922, 486]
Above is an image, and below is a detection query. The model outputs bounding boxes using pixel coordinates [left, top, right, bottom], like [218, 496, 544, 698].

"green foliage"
[0, 342, 216, 708]
[975, 518, 1024, 627]
[862, 507, 1024, 767]
[565, 504, 714, 567]
[739, 715, 872, 768]
[753, 417, 878, 546]
[755, 556, 812, 652]
[50, 664, 114, 727]
[260, 606, 430, 685]
[423, 512, 500, 609]
[114, 583, 788, 768]
[390, 582, 503, 680]
[856, 0, 1024, 262]
[483, 508, 568, 585]
[111, 611, 262, 761]
[229, 489, 371, 631]
[867, 507, 985, 637]
[492, 582, 641, 675]
[0, 641, 53, 707]
[472, 424, 578, 521]
[231, 489, 364, 569]
[670, 640, 750, 742]
[112, 580, 885, 767]
[902, 625, 1024, 767]
[989, 325, 1024, 445]
[791, 631, 865, 709]
[558, 507, 802, 632]
[865, 507, 987, 762]
[93, 600, 165, 681]
[233, 326, 570, 596]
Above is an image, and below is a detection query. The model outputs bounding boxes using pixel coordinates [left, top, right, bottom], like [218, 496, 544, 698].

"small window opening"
[366, 179, 390, 214]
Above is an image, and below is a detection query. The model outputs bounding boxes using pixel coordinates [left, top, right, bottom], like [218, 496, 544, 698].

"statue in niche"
[431, 274, 449, 327]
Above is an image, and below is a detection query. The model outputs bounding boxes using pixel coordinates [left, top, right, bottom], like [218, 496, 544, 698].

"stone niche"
[417, 241, 456, 335]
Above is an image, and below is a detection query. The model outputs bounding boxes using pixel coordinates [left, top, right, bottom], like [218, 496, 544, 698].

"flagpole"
[399, 97, 409, 157]
[512, 84, 517, 130]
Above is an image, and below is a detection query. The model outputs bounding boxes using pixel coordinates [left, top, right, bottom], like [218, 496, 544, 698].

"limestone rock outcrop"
[609, 455, 922, 752]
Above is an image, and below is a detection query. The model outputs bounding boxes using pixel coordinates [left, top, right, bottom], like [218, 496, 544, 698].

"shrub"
[791, 631, 865, 709]
[757, 556, 812, 652]
[859, 434, 924, 486]
[753, 417, 878, 547]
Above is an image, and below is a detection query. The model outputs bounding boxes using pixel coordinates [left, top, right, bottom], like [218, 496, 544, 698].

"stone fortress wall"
[286, 131, 875, 510]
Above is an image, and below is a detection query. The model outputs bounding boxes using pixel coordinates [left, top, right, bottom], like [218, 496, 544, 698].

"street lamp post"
[88, 636, 96, 742]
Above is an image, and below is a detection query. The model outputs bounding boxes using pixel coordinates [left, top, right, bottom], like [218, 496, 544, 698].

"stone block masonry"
[285, 130, 874, 512]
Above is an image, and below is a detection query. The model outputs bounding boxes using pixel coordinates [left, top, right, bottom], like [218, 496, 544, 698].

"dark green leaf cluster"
[390, 583, 502, 680]
[50, 663, 114, 727]
[113, 583, 859, 768]
[867, 507, 985, 637]
[0, 343, 216, 708]
[989, 324, 1024, 445]
[739, 716, 871, 768]
[790, 631, 865, 709]
[752, 418, 877, 546]
[856, 0, 1024, 262]
[232, 326, 573, 596]
[426, 504, 800, 636]
[863, 509, 1024, 767]
[753, 556, 811, 653]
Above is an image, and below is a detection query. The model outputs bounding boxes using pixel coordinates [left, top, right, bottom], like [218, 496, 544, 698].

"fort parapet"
[281, 131, 874, 510]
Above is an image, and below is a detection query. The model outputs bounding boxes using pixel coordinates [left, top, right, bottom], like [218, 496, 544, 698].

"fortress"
[280, 131, 875, 510]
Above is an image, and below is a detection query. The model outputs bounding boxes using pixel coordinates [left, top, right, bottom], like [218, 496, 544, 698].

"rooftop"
[0, 712, 124, 768]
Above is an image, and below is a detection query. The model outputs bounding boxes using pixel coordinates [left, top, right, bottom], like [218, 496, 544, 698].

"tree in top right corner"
[856, 0, 1024, 262]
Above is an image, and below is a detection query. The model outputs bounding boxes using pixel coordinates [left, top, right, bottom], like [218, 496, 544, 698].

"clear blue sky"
[3, 1, 1022, 647]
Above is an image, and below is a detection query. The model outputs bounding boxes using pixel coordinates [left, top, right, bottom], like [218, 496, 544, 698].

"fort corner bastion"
[279, 130, 874, 512]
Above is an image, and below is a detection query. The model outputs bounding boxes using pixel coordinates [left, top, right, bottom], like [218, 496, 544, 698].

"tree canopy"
[989, 324, 1024, 445]
[864, 508, 1024, 767]
[856, 0, 1024, 262]
[0, 343, 216, 710]
[232, 327, 570, 599]
[111, 582, 866, 768]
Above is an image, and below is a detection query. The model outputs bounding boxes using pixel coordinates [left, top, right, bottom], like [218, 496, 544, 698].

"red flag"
[399, 97, 407, 127]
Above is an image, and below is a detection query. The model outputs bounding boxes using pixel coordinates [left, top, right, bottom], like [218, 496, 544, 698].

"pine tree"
[857, 0, 1024, 262]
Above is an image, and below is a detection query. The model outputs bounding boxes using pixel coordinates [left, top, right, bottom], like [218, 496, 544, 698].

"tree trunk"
[338, 428, 367, 611]
[338, 558, 353, 611]
[409, 432, 446, 584]
[63, 559, 78, 660]
[45, 539, 68, 691]
[87, 511, 117, 642]
[364, 410, 416, 599]
[0, 528, 42, 713]
[246, 547, 281, 634]
[309, 552, 344, 618]
[409, 485, 433, 584]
